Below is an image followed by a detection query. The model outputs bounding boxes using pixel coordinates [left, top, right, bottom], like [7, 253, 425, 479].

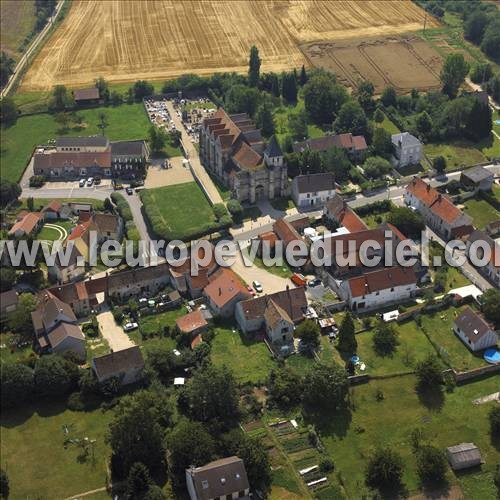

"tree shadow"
[416, 384, 445, 412]
[303, 405, 352, 439]
[421, 477, 451, 498]
[490, 432, 500, 452]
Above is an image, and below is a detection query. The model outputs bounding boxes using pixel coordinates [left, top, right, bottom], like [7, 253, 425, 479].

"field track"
[20, 0, 437, 91]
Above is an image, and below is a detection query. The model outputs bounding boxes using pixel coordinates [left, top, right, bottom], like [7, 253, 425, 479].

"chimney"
[426, 184, 430, 191]
[219, 287, 222, 296]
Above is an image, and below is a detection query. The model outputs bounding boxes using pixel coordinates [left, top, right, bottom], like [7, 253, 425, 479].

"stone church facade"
[199, 108, 288, 203]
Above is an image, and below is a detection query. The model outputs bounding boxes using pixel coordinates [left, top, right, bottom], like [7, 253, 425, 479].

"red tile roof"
[204, 268, 251, 308]
[42, 200, 63, 213]
[8, 212, 43, 235]
[348, 266, 417, 297]
[273, 218, 302, 246]
[406, 177, 464, 224]
[232, 141, 262, 170]
[176, 309, 208, 334]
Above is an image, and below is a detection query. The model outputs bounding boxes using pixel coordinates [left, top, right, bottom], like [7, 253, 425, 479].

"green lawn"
[0, 332, 35, 365]
[462, 197, 500, 230]
[18, 198, 105, 212]
[424, 141, 487, 170]
[140, 182, 218, 240]
[138, 307, 187, 338]
[1, 102, 150, 182]
[1, 402, 112, 499]
[307, 374, 500, 498]
[36, 220, 74, 241]
[211, 327, 277, 384]
[420, 307, 488, 371]
[373, 113, 400, 135]
[270, 197, 296, 212]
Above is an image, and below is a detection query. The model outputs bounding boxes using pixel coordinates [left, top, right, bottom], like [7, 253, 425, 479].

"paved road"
[1, 0, 65, 97]
[164, 101, 223, 204]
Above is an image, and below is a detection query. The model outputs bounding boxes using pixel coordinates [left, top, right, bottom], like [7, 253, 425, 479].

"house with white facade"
[48, 244, 85, 284]
[291, 173, 336, 209]
[404, 177, 473, 240]
[466, 229, 500, 288]
[392, 132, 423, 168]
[453, 307, 498, 352]
[338, 266, 418, 311]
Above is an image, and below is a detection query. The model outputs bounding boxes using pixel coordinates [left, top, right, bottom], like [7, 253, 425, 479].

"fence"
[452, 363, 500, 383]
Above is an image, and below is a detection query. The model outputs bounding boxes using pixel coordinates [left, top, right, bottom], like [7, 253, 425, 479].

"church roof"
[264, 135, 282, 158]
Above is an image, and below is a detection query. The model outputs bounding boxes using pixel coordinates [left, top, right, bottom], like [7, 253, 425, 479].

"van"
[291, 273, 307, 286]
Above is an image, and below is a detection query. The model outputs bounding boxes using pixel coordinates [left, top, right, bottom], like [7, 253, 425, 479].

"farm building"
[293, 133, 367, 160]
[72, 87, 102, 105]
[8, 211, 44, 238]
[446, 443, 482, 470]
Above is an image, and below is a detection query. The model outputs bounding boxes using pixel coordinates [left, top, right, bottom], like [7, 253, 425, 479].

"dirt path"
[96, 310, 134, 352]
[65, 486, 107, 500]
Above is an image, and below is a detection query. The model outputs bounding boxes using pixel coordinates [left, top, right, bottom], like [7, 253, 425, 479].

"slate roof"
[461, 166, 493, 183]
[56, 136, 108, 148]
[186, 456, 249, 500]
[294, 173, 335, 194]
[454, 307, 495, 343]
[392, 132, 421, 148]
[92, 346, 144, 380]
[264, 135, 283, 158]
[47, 322, 85, 348]
[111, 140, 146, 156]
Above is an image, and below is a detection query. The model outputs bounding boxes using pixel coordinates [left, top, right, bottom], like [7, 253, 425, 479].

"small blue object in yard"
[351, 355, 360, 364]
[495, 119, 500, 125]
[484, 348, 500, 364]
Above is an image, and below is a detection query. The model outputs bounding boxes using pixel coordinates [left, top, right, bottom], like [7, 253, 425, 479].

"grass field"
[140, 182, 218, 240]
[424, 141, 487, 170]
[0, 0, 36, 60]
[374, 112, 400, 135]
[20, 0, 432, 91]
[462, 197, 500, 230]
[211, 327, 276, 384]
[307, 374, 500, 498]
[0, 401, 111, 499]
[420, 308, 488, 371]
[36, 220, 73, 241]
[138, 307, 187, 338]
[253, 256, 293, 279]
[0, 102, 150, 182]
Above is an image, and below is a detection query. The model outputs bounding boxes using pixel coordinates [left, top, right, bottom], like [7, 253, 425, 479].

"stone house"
[92, 346, 145, 385]
[460, 166, 494, 192]
[391, 132, 422, 168]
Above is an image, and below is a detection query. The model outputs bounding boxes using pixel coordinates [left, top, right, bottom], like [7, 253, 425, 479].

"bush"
[111, 192, 133, 221]
[29, 175, 45, 188]
[416, 445, 447, 485]
[67, 391, 86, 411]
[319, 457, 334, 473]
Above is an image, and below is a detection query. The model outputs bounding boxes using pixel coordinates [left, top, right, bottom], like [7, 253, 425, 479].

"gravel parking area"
[145, 157, 194, 188]
[96, 310, 135, 352]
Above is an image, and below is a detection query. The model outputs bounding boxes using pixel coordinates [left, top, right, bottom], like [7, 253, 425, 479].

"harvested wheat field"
[20, 0, 437, 91]
[302, 35, 443, 93]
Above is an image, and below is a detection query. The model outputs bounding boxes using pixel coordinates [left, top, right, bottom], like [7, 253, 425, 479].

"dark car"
[308, 278, 322, 287]
[126, 187, 133, 195]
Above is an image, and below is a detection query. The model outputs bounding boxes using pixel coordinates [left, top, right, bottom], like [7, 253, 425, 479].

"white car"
[123, 322, 138, 332]
[252, 280, 263, 293]
[86, 177, 94, 186]
[79, 179, 86, 187]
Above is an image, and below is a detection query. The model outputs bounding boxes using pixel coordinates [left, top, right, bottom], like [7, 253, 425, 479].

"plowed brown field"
[20, 0, 437, 91]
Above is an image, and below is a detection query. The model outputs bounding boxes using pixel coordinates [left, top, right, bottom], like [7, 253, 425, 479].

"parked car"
[79, 179, 86, 187]
[86, 177, 94, 186]
[292, 273, 307, 286]
[252, 280, 263, 293]
[123, 322, 138, 332]
[94, 177, 101, 185]
[126, 187, 133, 195]
[308, 278, 322, 288]
[247, 285, 256, 296]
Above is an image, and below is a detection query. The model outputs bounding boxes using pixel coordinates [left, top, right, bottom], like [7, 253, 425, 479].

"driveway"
[96, 310, 135, 352]
[164, 100, 223, 204]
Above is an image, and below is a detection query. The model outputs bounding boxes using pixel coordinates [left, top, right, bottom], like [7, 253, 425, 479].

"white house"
[186, 456, 250, 500]
[291, 173, 336, 209]
[48, 244, 85, 284]
[338, 266, 418, 311]
[392, 132, 423, 168]
[453, 307, 498, 352]
[404, 177, 473, 240]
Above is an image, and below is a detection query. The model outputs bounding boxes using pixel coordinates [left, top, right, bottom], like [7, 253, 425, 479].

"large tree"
[380, 86, 397, 108]
[107, 390, 171, 479]
[415, 354, 443, 389]
[372, 322, 398, 356]
[288, 110, 308, 140]
[0, 267, 16, 292]
[417, 445, 447, 485]
[49, 85, 73, 111]
[0, 97, 18, 126]
[1, 362, 34, 408]
[0, 51, 15, 88]
[248, 45, 261, 87]
[0, 180, 21, 207]
[334, 100, 370, 138]
[7, 293, 37, 340]
[362, 156, 392, 180]
[281, 71, 298, 103]
[480, 18, 500, 63]
[387, 206, 425, 240]
[464, 11, 489, 44]
[365, 447, 404, 492]
[181, 365, 239, 430]
[255, 101, 275, 137]
[167, 420, 216, 488]
[338, 312, 357, 356]
[440, 53, 469, 99]
[303, 73, 348, 125]
[324, 146, 352, 183]
[303, 362, 349, 410]
[294, 319, 320, 350]
[125, 462, 154, 500]
[34, 355, 80, 397]
[481, 289, 500, 329]
[371, 127, 392, 157]
[356, 80, 375, 112]
[465, 99, 492, 141]
[268, 367, 303, 409]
